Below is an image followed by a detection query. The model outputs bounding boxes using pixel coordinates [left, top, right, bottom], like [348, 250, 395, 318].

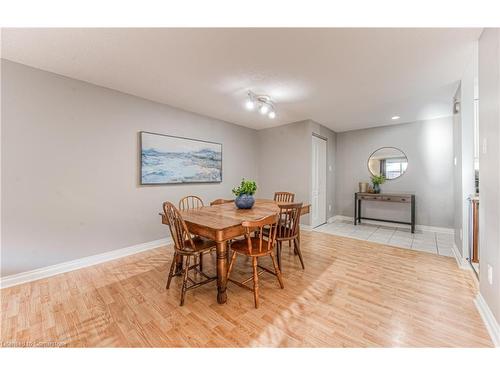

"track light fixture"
[245, 91, 277, 119]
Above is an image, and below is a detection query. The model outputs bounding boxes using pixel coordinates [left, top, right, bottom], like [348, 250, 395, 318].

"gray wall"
[478, 28, 500, 324]
[257, 120, 311, 208]
[335, 117, 455, 228]
[256, 120, 336, 226]
[1, 60, 258, 276]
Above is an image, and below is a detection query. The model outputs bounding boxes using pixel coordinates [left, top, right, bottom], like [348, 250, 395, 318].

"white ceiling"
[1, 28, 481, 132]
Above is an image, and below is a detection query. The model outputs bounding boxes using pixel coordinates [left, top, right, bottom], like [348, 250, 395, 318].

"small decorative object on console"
[359, 182, 369, 193]
[370, 174, 386, 194]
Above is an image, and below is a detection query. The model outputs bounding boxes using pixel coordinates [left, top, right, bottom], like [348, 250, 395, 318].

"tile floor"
[314, 219, 455, 257]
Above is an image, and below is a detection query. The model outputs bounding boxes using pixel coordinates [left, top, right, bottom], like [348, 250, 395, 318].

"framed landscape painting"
[140, 131, 222, 184]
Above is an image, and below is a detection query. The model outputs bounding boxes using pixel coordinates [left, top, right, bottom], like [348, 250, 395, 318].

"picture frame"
[140, 131, 222, 185]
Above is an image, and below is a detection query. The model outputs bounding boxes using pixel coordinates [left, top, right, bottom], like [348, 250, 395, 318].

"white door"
[311, 135, 327, 228]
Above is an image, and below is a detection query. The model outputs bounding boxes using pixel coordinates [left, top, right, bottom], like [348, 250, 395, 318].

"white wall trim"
[0, 237, 172, 289]
[451, 242, 471, 270]
[474, 293, 500, 347]
[331, 215, 455, 234]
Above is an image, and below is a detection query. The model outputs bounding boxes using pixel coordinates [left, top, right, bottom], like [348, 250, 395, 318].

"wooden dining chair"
[273, 192, 295, 246]
[274, 202, 305, 271]
[274, 191, 295, 203]
[210, 198, 235, 206]
[179, 195, 204, 211]
[163, 201, 217, 306]
[226, 214, 284, 308]
[178, 195, 214, 270]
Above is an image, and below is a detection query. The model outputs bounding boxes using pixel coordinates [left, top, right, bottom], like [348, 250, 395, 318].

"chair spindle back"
[163, 201, 196, 252]
[276, 202, 303, 240]
[179, 195, 204, 211]
[274, 191, 295, 203]
[241, 214, 278, 255]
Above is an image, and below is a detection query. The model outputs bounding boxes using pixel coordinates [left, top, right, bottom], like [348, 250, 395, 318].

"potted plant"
[371, 174, 386, 194]
[232, 179, 257, 209]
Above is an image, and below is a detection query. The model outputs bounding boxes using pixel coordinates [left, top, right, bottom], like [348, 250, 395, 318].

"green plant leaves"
[232, 178, 257, 196]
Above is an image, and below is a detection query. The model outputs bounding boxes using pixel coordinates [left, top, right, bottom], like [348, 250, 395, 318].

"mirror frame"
[367, 146, 408, 181]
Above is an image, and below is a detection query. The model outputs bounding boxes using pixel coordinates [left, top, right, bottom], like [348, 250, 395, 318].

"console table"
[354, 192, 416, 233]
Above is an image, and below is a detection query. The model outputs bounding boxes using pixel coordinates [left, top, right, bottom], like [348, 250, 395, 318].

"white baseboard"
[451, 243, 471, 270]
[0, 237, 172, 289]
[300, 224, 312, 231]
[474, 293, 500, 347]
[331, 215, 455, 234]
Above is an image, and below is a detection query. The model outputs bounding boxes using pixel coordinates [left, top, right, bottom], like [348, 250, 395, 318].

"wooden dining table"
[160, 199, 310, 304]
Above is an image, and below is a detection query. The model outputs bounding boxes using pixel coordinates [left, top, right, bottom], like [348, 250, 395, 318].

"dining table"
[160, 198, 310, 304]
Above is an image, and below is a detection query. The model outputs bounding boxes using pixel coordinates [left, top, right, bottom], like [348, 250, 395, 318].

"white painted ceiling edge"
[1, 28, 482, 132]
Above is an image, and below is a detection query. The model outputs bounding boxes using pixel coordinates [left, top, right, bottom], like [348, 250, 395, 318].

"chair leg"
[288, 240, 292, 248]
[252, 257, 259, 308]
[270, 253, 284, 289]
[180, 256, 191, 306]
[276, 241, 282, 271]
[226, 251, 238, 279]
[166, 254, 177, 289]
[294, 238, 305, 269]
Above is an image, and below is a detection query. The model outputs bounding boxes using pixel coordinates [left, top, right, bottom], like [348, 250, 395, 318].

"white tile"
[437, 233, 454, 242]
[391, 232, 414, 240]
[412, 241, 437, 249]
[373, 227, 396, 236]
[369, 233, 393, 240]
[388, 238, 413, 249]
[350, 232, 372, 240]
[314, 224, 451, 258]
[368, 236, 392, 245]
[396, 228, 414, 233]
[437, 246, 454, 257]
[437, 241, 455, 249]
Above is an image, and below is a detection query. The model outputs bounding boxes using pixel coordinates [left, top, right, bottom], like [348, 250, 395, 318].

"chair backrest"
[210, 198, 235, 206]
[274, 191, 295, 203]
[163, 201, 196, 252]
[241, 214, 278, 255]
[179, 195, 204, 211]
[276, 202, 303, 240]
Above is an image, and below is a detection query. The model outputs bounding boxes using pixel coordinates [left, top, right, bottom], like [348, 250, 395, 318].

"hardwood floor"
[0, 230, 492, 347]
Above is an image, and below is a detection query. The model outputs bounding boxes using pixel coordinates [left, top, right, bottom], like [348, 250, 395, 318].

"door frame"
[311, 133, 328, 228]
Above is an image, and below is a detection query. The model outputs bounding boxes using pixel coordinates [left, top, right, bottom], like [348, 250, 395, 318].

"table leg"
[216, 240, 228, 304]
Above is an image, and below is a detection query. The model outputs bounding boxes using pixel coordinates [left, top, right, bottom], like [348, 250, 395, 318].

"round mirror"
[368, 147, 408, 180]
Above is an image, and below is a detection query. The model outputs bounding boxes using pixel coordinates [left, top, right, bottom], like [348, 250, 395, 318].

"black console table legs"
[354, 192, 416, 233]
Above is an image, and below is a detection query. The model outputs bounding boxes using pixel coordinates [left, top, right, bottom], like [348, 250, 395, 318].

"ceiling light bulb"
[268, 111, 276, 119]
[259, 102, 270, 115]
[391, 116, 400, 120]
[245, 99, 255, 110]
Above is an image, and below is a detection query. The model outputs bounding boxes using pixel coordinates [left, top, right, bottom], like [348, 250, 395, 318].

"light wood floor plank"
[0, 231, 493, 347]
